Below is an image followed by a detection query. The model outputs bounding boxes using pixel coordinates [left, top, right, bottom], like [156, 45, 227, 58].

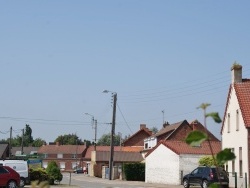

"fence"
[228, 172, 248, 188]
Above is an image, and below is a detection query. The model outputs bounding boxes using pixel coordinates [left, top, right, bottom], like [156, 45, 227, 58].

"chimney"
[140, 124, 146, 129]
[56, 142, 60, 146]
[231, 62, 242, 84]
[163, 121, 170, 128]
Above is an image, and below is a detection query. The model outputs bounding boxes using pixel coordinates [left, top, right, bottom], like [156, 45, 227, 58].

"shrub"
[29, 168, 50, 183]
[123, 163, 145, 181]
[46, 161, 63, 185]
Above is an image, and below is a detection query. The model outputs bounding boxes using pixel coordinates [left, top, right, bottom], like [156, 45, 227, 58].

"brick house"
[143, 120, 219, 155]
[37, 142, 87, 171]
[85, 145, 143, 178]
[145, 140, 221, 185]
[221, 64, 250, 187]
[123, 124, 152, 147]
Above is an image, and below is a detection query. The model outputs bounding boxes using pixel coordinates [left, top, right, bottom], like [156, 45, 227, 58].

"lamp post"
[85, 113, 97, 151]
[103, 90, 117, 180]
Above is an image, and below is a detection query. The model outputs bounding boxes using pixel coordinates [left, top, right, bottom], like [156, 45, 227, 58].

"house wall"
[222, 87, 249, 184]
[167, 124, 191, 141]
[124, 131, 150, 146]
[144, 137, 157, 150]
[145, 144, 180, 185]
[180, 154, 206, 177]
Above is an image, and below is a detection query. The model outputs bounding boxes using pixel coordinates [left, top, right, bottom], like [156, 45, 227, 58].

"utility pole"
[109, 92, 117, 180]
[94, 119, 97, 151]
[21, 129, 24, 155]
[9, 126, 12, 158]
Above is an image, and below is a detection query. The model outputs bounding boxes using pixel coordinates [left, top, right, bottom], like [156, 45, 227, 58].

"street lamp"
[85, 113, 97, 151]
[103, 90, 117, 180]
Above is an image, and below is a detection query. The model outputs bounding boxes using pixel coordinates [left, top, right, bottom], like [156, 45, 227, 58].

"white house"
[221, 64, 250, 187]
[145, 140, 221, 185]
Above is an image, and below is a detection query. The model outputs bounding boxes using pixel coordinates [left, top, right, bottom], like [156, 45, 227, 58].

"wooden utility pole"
[9, 126, 12, 158]
[109, 92, 117, 180]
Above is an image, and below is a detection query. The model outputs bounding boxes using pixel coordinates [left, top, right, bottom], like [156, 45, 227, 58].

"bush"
[199, 156, 215, 166]
[29, 168, 50, 183]
[123, 163, 145, 181]
[46, 161, 63, 185]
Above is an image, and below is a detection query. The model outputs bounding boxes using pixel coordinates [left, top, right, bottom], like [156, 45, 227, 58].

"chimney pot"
[140, 124, 146, 129]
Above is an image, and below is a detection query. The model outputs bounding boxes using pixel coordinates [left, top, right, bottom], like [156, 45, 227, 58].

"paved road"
[51, 173, 184, 188]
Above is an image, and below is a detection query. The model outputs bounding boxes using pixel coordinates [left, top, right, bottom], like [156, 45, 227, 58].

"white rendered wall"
[146, 144, 180, 185]
[222, 87, 248, 181]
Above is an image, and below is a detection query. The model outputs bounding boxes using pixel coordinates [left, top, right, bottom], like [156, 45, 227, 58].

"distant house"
[37, 142, 87, 171]
[85, 145, 143, 178]
[143, 120, 219, 156]
[12, 146, 39, 157]
[123, 124, 152, 147]
[0, 143, 9, 159]
[221, 64, 250, 187]
[145, 140, 221, 185]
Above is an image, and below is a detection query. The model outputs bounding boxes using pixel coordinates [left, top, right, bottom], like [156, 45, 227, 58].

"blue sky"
[0, 1, 250, 143]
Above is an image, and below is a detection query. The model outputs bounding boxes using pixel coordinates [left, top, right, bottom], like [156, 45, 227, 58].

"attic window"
[236, 110, 239, 131]
[227, 113, 230, 133]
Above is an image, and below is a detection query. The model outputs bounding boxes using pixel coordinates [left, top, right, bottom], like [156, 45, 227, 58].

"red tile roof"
[222, 79, 250, 132]
[95, 151, 143, 162]
[84, 146, 143, 159]
[234, 79, 250, 127]
[37, 145, 86, 154]
[154, 120, 186, 137]
[146, 140, 221, 158]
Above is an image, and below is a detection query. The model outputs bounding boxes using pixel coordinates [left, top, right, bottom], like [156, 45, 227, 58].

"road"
[53, 173, 183, 188]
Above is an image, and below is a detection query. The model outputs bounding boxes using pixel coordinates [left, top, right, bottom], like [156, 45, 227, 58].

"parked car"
[74, 168, 84, 174]
[182, 166, 229, 188]
[0, 165, 20, 188]
[0, 160, 29, 187]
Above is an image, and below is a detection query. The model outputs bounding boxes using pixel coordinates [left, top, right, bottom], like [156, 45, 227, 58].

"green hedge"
[123, 163, 145, 181]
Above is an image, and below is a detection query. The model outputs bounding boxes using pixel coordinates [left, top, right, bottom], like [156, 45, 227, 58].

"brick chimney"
[140, 124, 146, 129]
[231, 63, 242, 84]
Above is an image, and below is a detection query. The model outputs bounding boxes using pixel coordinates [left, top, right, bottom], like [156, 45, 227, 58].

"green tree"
[46, 161, 62, 184]
[185, 102, 235, 188]
[199, 156, 215, 166]
[32, 138, 46, 147]
[97, 133, 121, 146]
[54, 134, 82, 145]
[149, 126, 158, 134]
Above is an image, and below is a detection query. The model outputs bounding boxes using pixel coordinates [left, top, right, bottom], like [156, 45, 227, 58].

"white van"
[0, 160, 29, 187]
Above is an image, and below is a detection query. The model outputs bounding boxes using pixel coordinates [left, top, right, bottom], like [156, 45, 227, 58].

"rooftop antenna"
[162, 110, 165, 124]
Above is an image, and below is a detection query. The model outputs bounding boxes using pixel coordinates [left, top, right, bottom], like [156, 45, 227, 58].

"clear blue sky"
[0, 1, 250, 143]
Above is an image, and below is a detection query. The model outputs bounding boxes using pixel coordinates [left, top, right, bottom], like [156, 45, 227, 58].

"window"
[144, 143, 148, 149]
[227, 113, 230, 133]
[239, 147, 243, 177]
[60, 162, 65, 169]
[44, 154, 48, 158]
[72, 154, 77, 158]
[57, 154, 63, 158]
[72, 162, 77, 169]
[236, 110, 239, 131]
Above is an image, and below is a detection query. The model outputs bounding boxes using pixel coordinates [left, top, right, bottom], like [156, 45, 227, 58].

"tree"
[46, 161, 62, 184]
[149, 126, 158, 134]
[185, 102, 235, 187]
[32, 138, 46, 147]
[199, 156, 215, 166]
[54, 134, 82, 145]
[97, 133, 121, 146]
